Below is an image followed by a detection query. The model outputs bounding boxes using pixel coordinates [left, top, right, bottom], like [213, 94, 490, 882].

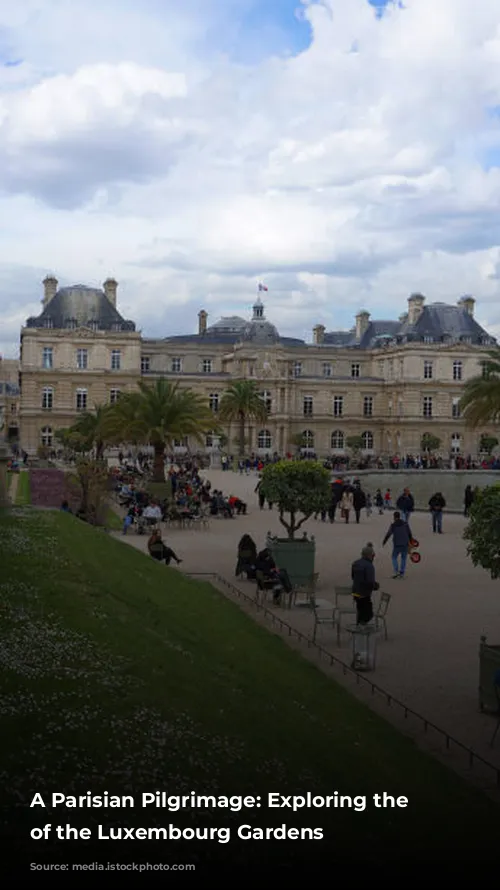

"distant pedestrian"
[365, 493, 373, 517]
[429, 492, 446, 533]
[382, 511, 413, 578]
[375, 489, 384, 515]
[464, 485, 474, 517]
[352, 485, 366, 524]
[340, 488, 354, 524]
[396, 488, 414, 523]
[384, 489, 392, 510]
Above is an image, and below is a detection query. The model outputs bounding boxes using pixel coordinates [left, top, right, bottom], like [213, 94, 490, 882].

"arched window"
[258, 429, 272, 449]
[362, 431, 374, 450]
[41, 386, 53, 410]
[302, 429, 314, 448]
[451, 433, 461, 454]
[41, 426, 53, 446]
[331, 430, 344, 450]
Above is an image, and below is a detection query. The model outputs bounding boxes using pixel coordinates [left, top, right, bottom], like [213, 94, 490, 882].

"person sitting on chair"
[148, 530, 183, 566]
[235, 534, 257, 578]
[255, 548, 292, 604]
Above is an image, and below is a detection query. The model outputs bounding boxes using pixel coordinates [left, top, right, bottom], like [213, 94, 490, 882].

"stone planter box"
[479, 635, 500, 712]
[266, 532, 316, 588]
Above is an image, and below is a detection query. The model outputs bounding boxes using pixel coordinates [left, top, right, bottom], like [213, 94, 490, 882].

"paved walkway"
[112, 468, 500, 773]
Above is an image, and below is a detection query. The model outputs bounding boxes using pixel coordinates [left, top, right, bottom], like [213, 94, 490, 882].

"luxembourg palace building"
[18, 275, 499, 457]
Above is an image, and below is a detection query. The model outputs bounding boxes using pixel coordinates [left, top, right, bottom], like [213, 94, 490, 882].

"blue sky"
[1, 0, 500, 355]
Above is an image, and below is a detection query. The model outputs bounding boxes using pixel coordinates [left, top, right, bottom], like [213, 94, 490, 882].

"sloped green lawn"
[1, 508, 498, 869]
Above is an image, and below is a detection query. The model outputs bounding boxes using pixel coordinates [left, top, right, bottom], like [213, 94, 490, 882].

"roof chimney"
[103, 278, 118, 308]
[407, 292, 425, 325]
[42, 275, 58, 307]
[458, 295, 475, 317]
[198, 310, 207, 335]
[313, 324, 325, 345]
[355, 310, 370, 341]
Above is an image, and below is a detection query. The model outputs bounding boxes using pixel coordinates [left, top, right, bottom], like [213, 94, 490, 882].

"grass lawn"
[1, 508, 498, 869]
[104, 504, 122, 530]
[14, 471, 30, 505]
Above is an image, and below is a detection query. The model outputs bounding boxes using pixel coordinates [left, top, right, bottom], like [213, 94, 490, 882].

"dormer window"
[423, 335, 433, 343]
[461, 336, 472, 344]
[88, 320, 99, 331]
[66, 318, 77, 329]
[43, 317, 53, 329]
[111, 323, 122, 332]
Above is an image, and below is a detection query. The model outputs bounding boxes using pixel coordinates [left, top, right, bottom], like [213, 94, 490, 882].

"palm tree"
[70, 404, 111, 459]
[111, 379, 213, 482]
[460, 349, 500, 426]
[219, 380, 269, 457]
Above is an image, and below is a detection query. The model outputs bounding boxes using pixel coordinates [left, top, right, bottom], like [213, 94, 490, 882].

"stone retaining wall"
[341, 469, 500, 512]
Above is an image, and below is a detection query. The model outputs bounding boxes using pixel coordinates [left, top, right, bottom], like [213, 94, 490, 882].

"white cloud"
[1, 0, 500, 356]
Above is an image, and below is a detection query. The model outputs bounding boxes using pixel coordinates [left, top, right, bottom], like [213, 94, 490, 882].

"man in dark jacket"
[352, 485, 366, 524]
[351, 543, 379, 624]
[329, 477, 344, 522]
[396, 488, 414, 522]
[382, 511, 413, 578]
[429, 492, 446, 533]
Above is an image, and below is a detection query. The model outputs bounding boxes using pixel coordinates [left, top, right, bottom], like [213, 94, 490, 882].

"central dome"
[241, 319, 280, 344]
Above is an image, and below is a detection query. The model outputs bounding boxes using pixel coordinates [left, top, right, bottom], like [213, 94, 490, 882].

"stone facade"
[0, 357, 20, 443]
[19, 280, 500, 457]
[20, 280, 141, 453]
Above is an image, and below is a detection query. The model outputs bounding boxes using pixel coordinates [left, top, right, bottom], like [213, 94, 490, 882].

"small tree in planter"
[259, 460, 331, 585]
[421, 432, 441, 454]
[479, 434, 499, 456]
[463, 484, 500, 711]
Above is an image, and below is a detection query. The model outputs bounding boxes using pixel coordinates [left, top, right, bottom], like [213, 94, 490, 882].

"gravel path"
[112, 468, 500, 773]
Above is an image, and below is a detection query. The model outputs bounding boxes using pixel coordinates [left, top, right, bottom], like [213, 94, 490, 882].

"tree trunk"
[96, 439, 104, 460]
[153, 444, 166, 482]
[238, 412, 245, 457]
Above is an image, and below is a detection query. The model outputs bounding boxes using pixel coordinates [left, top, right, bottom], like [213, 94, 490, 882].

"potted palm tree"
[219, 380, 269, 457]
[460, 351, 500, 712]
[259, 460, 331, 585]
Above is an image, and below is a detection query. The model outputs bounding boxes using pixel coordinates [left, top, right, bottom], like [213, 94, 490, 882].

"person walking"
[340, 487, 354, 524]
[382, 511, 413, 578]
[353, 485, 366, 524]
[374, 489, 384, 515]
[396, 488, 414, 523]
[464, 485, 474, 517]
[429, 492, 446, 533]
[351, 543, 379, 624]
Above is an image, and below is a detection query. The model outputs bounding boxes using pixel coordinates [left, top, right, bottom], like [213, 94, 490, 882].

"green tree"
[68, 457, 110, 523]
[463, 484, 500, 578]
[68, 404, 113, 459]
[110, 379, 213, 482]
[219, 380, 268, 457]
[479, 434, 499, 455]
[460, 349, 500, 426]
[421, 432, 441, 453]
[259, 460, 331, 539]
[346, 435, 364, 453]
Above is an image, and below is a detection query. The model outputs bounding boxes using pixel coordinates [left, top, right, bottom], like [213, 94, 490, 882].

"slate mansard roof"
[324, 300, 495, 349]
[25, 285, 136, 332]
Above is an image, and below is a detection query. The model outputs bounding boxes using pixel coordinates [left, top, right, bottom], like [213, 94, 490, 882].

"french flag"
[258, 283, 268, 292]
